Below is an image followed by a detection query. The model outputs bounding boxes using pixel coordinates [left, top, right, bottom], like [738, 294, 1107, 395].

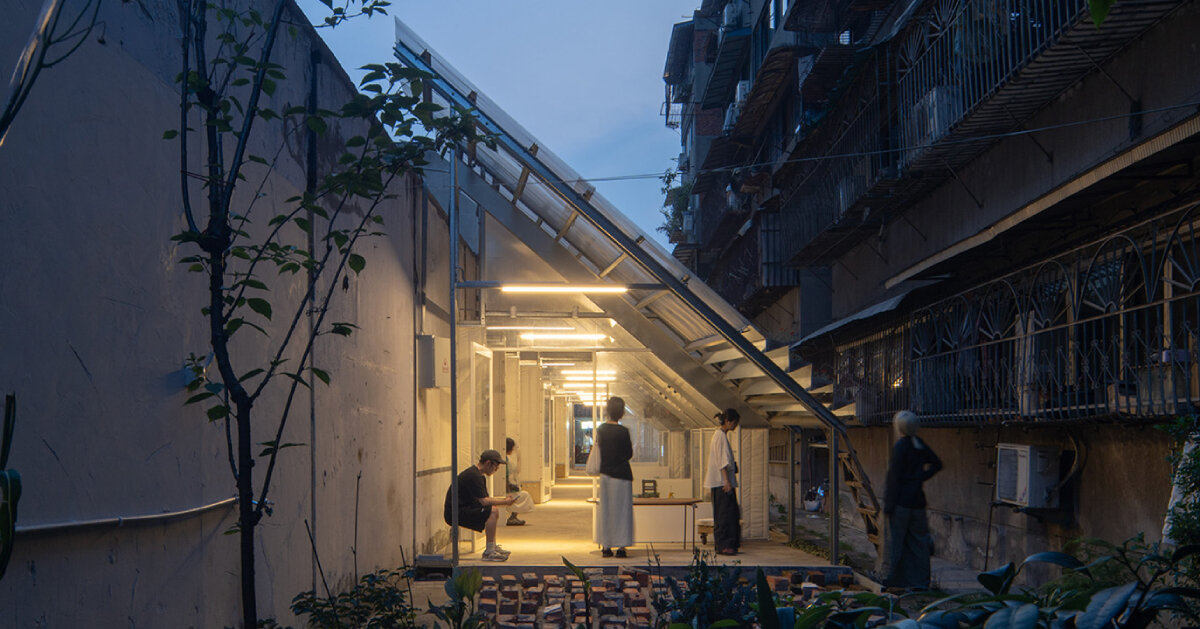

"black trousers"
[710, 487, 741, 551]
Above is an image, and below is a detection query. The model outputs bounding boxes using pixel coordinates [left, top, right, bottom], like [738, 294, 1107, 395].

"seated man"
[443, 449, 516, 561]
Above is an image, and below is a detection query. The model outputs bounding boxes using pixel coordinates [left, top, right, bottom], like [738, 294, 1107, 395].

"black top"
[444, 464, 489, 523]
[884, 435, 942, 514]
[596, 422, 633, 481]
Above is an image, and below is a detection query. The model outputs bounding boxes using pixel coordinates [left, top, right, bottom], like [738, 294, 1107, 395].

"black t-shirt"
[596, 422, 633, 481]
[444, 465, 489, 523]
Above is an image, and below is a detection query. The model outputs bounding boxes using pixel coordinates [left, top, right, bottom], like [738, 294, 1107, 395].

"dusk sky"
[297, 1, 700, 250]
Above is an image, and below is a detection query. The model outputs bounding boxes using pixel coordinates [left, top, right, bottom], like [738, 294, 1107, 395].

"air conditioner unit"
[995, 444, 1059, 509]
[909, 85, 962, 148]
[736, 79, 752, 105]
[723, 102, 741, 134]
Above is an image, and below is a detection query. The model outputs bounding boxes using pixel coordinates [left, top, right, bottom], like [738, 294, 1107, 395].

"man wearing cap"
[444, 449, 517, 561]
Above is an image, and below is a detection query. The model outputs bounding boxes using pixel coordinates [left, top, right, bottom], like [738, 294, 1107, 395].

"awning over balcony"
[701, 23, 751, 109]
[728, 46, 799, 142]
[663, 21, 694, 85]
[393, 18, 851, 433]
[793, 281, 937, 347]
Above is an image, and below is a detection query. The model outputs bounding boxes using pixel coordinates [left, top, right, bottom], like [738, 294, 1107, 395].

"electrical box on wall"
[995, 444, 1060, 509]
[417, 335, 450, 388]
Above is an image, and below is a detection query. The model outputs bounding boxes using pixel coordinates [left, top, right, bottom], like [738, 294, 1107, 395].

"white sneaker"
[491, 545, 512, 556]
[481, 548, 509, 562]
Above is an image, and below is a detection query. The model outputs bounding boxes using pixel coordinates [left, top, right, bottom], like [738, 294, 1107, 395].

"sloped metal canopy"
[393, 18, 849, 434]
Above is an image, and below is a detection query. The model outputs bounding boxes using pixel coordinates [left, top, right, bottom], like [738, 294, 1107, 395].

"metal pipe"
[788, 426, 796, 543]
[449, 147, 461, 565]
[15, 497, 237, 537]
[829, 428, 840, 566]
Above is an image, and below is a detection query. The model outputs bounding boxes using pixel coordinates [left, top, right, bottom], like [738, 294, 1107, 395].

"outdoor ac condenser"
[995, 444, 1059, 509]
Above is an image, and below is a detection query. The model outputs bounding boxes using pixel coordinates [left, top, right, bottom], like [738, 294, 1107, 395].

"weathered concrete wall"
[813, 425, 1175, 582]
[0, 1, 445, 625]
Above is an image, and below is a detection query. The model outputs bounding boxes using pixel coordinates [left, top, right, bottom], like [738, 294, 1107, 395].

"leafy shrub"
[289, 568, 417, 628]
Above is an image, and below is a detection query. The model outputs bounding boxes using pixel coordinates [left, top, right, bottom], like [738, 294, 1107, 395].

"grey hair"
[894, 410, 920, 436]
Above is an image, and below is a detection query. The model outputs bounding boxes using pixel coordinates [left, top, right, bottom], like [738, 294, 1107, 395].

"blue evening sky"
[298, 1, 699, 250]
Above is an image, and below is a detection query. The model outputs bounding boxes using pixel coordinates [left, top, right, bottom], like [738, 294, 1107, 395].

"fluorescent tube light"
[519, 333, 607, 341]
[501, 285, 628, 294]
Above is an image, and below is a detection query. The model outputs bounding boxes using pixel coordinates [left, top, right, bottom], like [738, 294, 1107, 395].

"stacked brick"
[472, 566, 855, 628]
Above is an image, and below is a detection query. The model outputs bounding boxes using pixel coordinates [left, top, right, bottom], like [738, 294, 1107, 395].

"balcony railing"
[777, 0, 1180, 265]
[778, 89, 894, 265]
[707, 214, 801, 315]
[837, 202, 1200, 426]
[897, 0, 1084, 172]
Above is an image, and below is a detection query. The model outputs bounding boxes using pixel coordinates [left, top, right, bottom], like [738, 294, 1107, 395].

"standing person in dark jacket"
[883, 410, 942, 589]
[593, 396, 634, 558]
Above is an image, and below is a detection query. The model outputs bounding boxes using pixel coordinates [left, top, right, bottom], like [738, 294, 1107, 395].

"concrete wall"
[0, 1, 452, 625]
[808, 425, 1175, 582]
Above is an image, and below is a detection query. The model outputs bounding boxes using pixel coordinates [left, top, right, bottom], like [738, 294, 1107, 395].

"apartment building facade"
[665, 0, 1199, 571]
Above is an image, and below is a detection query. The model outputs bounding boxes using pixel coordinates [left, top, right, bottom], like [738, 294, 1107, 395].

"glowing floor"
[457, 476, 832, 569]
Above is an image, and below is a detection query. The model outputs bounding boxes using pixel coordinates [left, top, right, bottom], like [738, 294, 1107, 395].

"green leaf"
[238, 278, 268, 291]
[1089, 0, 1115, 26]
[247, 298, 272, 320]
[185, 391, 216, 405]
[330, 322, 356, 336]
[1023, 551, 1088, 576]
[162, 129, 179, 139]
[978, 562, 1016, 595]
[239, 368, 264, 382]
[224, 318, 244, 335]
[305, 116, 327, 135]
[206, 405, 230, 421]
[755, 569, 780, 629]
[1078, 583, 1137, 629]
[310, 367, 330, 385]
[348, 253, 365, 275]
[283, 372, 311, 390]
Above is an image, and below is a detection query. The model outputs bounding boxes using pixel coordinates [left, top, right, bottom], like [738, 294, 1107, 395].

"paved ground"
[783, 509, 981, 594]
[455, 476, 834, 572]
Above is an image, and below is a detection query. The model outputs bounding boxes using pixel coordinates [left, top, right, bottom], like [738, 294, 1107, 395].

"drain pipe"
[448, 146, 461, 565]
[411, 174, 426, 557]
[15, 497, 237, 537]
[829, 428, 840, 566]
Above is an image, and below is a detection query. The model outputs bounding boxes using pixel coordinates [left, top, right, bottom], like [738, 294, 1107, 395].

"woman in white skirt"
[593, 396, 634, 557]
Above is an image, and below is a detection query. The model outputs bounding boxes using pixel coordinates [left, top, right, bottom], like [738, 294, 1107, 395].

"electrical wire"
[472, 98, 1200, 190]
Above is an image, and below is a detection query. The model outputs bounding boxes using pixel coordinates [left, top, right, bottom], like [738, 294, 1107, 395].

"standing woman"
[593, 396, 634, 558]
[883, 410, 942, 590]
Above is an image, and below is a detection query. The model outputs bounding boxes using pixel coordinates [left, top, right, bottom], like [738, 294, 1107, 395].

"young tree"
[170, 1, 482, 625]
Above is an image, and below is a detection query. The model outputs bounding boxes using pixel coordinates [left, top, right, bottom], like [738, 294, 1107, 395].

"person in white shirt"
[705, 409, 741, 555]
[505, 437, 525, 526]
